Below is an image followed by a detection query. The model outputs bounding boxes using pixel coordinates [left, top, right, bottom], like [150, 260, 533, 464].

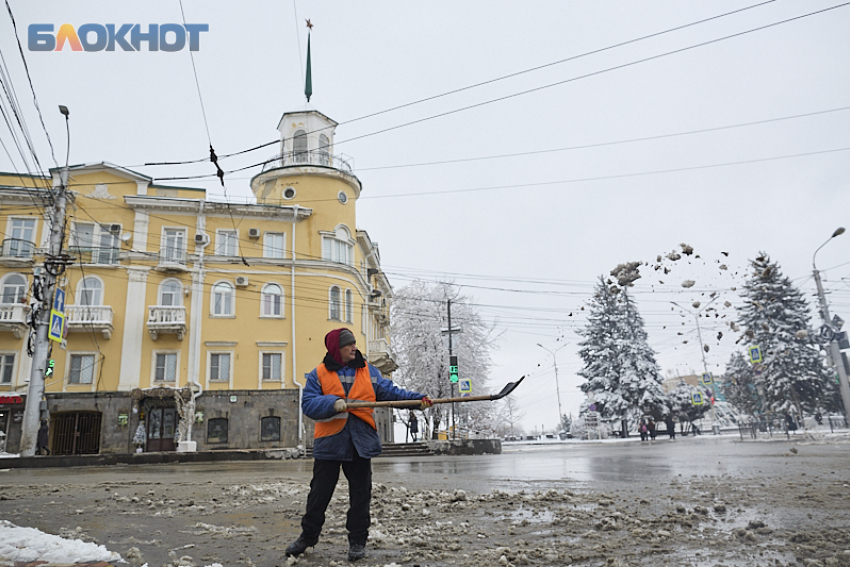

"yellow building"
[0, 106, 397, 454]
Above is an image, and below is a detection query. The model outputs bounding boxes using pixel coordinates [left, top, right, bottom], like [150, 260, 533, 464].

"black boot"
[285, 535, 317, 557]
[348, 542, 366, 561]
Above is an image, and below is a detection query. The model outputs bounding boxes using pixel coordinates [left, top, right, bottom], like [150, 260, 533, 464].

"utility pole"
[20, 105, 72, 456]
[813, 227, 850, 420]
[671, 297, 719, 431]
[441, 298, 462, 440]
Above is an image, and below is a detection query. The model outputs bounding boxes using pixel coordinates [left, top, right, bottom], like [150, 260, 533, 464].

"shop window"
[207, 418, 228, 443]
[261, 416, 281, 441]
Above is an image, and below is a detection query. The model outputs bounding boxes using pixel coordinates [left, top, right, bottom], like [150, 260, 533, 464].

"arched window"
[322, 225, 353, 266]
[159, 279, 183, 306]
[261, 283, 283, 317]
[212, 282, 234, 316]
[1, 274, 26, 304]
[260, 416, 281, 441]
[318, 134, 330, 166]
[78, 277, 103, 306]
[329, 286, 341, 320]
[293, 129, 308, 163]
[345, 289, 353, 323]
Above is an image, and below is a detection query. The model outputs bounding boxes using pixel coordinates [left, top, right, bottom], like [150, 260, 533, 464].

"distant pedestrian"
[36, 421, 49, 455]
[665, 416, 675, 439]
[639, 419, 648, 441]
[815, 412, 823, 426]
[647, 418, 657, 441]
[785, 412, 798, 432]
[409, 411, 419, 442]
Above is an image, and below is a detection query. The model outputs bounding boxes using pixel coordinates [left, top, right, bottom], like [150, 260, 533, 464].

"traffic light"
[449, 355, 459, 383]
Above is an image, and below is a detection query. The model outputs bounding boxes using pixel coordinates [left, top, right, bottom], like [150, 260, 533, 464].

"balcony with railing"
[261, 150, 353, 173]
[147, 305, 186, 341]
[0, 303, 30, 338]
[69, 246, 120, 266]
[0, 239, 35, 265]
[368, 338, 398, 374]
[66, 305, 114, 339]
[157, 248, 189, 272]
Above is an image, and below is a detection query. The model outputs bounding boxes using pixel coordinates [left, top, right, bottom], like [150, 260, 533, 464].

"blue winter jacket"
[303, 351, 423, 461]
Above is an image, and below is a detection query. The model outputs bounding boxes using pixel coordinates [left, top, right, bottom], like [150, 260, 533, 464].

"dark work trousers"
[301, 454, 372, 545]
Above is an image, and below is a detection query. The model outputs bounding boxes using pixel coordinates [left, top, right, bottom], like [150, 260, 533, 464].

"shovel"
[341, 376, 525, 409]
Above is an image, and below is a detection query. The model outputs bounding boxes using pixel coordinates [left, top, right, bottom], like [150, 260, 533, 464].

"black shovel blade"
[490, 375, 525, 400]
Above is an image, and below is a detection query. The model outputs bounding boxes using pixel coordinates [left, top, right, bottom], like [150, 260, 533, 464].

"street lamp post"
[537, 342, 566, 431]
[813, 227, 850, 420]
[671, 297, 719, 430]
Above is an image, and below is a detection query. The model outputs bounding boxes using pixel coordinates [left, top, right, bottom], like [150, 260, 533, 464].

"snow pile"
[0, 520, 122, 563]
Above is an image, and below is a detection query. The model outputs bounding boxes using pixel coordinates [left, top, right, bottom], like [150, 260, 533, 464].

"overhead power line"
[133, 0, 790, 169]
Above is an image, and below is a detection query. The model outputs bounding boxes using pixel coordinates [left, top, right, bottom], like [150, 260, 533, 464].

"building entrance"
[146, 406, 177, 452]
[51, 411, 102, 455]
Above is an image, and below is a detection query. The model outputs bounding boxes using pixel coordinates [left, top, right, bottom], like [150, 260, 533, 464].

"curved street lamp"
[670, 296, 719, 431]
[537, 342, 566, 430]
[812, 227, 850, 419]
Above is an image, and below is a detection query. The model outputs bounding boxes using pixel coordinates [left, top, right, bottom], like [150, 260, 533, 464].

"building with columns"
[0, 104, 398, 454]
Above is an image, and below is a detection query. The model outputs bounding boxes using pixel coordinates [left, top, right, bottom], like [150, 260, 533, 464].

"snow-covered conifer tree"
[737, 253, 833, 416]
[578, 277, 667, 434]
[722, 351, 763, 416]
[668, 380, 711, 426]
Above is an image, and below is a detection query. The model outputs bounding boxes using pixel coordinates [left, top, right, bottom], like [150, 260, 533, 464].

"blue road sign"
[53, 289, 65, 313]
[458, 379, 471, 394]
[749, 345, 762, 364]
[701, 372, 713, 385]
[692, 392, 704, 405]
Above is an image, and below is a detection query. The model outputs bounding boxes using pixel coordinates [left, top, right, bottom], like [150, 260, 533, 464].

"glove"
[420, 396, 433, 409]
[333, 399, 347, 413]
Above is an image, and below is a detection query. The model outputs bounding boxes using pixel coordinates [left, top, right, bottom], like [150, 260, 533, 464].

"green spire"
[304, 32, 312, 102]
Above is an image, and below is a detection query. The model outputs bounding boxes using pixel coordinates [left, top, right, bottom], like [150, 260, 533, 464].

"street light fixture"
[812, 227, 850, 420]
[670, 297, 719, 431]
[537, 342, 566, 431]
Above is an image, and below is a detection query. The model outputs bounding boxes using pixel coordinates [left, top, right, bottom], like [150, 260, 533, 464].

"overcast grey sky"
[2, 1, 849, 433]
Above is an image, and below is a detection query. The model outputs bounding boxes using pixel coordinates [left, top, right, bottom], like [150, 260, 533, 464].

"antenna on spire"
[304, 19, 313, 102]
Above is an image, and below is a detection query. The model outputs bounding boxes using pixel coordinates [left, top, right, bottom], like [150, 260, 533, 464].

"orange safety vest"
[314, 363, 377, 439]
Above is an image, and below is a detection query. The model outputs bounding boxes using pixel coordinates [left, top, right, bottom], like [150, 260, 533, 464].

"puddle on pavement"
[499, 507, 556, 525]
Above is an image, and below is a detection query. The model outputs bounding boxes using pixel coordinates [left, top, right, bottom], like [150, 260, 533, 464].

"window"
[293, 129, 308, 163]
[209, 353, 231, 382]
[69, 354, 95, 384]
[318, 134, 330, 166]
[261, 284, 282, 317]
[0, 354, 14, 384]
[8, 218, 36, 257]
[260, 416, 281, 441]
[71, 223, 118, 264]
[322, 226, 353, 266]
[216, 230, 238, 256]
[329, 286, 341, 320]
[207, 418, 228, 443]
[159, 279, 183, 306]
[78, 277, 102, 306]
[262, 353, 282, 381]
[345, 289, 353, 323]
[163, 229, 186, 263]
[1, 274, 26, 304]
[212, 282, 233, 316]
[263, 233, 285, 259]
[154, 353, 177, 382]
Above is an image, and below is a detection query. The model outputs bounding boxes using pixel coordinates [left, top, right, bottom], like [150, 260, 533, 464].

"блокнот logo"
[29, 24, 209, 51]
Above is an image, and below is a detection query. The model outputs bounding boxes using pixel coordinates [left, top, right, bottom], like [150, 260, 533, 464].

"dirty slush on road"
[3, 449, 850, 567]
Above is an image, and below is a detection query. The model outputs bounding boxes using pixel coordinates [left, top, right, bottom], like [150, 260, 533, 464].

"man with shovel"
[285, 328, 432, 562]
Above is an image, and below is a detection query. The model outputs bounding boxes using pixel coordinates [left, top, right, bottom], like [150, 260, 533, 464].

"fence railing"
[1, 239, 35, 260]
[69, 246, 120, 265]
[738, 415, 849, 440]
[0, 303, 29, 323]
[261, 150, 353, 173]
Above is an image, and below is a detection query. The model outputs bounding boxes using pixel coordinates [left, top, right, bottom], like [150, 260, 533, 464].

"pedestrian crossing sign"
[701, 372, 713, 385]
[458, 378, 471, 394]
[692, 392, 704, 405]
[749, 345, 762, 364]
[48, 310, 64, 342]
